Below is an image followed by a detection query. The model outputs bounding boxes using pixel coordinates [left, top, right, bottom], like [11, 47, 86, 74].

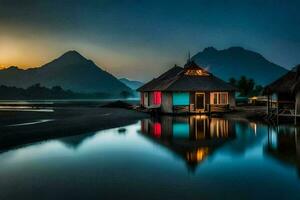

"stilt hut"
[137, 61, 236, 114]
[264, 64, 300, 122]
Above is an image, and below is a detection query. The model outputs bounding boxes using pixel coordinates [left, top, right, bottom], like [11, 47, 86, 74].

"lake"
[0, 116, 300, 200]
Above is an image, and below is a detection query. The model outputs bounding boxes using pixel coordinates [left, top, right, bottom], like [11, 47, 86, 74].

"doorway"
[195, 92, 205, 111]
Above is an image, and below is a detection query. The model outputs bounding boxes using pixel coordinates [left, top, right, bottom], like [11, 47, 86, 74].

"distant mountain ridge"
[0, 51, 132, 96]
[119, 78, 143, 90]
[192, 47, 288, 85]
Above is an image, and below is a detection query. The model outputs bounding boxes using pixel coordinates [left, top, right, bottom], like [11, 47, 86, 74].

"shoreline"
[222, 106, 267, 122]
[0, 104, 294, 152]
[0, 107, 148, 151]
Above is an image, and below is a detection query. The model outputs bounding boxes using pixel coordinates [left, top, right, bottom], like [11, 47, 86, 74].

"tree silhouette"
[229, 76, 262, 97]
[0, 84, 120, 100]
[229, 77, 237, 86]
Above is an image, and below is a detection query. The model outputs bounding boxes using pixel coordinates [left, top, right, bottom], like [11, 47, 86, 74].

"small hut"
[137, 61, 236, 114]
[264, 64, 300, 121]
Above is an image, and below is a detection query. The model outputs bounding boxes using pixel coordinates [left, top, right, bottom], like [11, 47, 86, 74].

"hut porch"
[168, 91, 233, 114]
[266, 92, 300, 124]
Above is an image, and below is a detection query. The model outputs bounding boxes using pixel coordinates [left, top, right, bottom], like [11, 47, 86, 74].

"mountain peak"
[0, 50, 132, 95]
[62, 50, 82, 56]
[227, 46, 246, 51]
[200, 46, 264, 60]
[191, 46, 288, 85]
[59, 50, 86, 61]
[203, 47, 217, 53]
[43, 50, 89, 68]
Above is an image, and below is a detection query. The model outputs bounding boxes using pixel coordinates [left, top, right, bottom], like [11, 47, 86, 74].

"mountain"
[0, 51, 132, 96]
[191, 47, 289, 86]
[119, 78, 143, 90]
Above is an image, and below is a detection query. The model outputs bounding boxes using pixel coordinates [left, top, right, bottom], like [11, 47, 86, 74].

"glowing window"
[210, 92, 228, 105]
[153, 91, 162, 105]
[184, 69, 209, 76]
[173, 93, 190, 105]
[220, 93, 228, 104]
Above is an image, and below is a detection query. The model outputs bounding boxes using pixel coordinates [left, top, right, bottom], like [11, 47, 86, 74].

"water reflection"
[265, 126, 300, 176]
[59, 128, 128, 149]
[140, 116, 236, 170]
[58, 133, 94, 149]
[1, 119, 300, 199]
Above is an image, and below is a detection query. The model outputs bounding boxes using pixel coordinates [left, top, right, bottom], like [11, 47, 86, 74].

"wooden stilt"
[267, 125, 270, 146]
[276, 100, 279, 124]
[295, 101, 297, 125]
[267, 95, 270, 115]
[294, 127, 298, 147]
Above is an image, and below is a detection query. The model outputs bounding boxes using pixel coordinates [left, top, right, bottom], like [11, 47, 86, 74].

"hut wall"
[296, 91, 300, 115]
[205, 92, 210, 111]
[143, 91, 163, 108]
[143, 92, 149, 107]
[149, 92, 154, 106]
[278, 93, 294, 102]
[229, 91, 236, 108]
[190, 92, 195, 111]
[161, 92, 173, 113]
[140, 92, 143, 106]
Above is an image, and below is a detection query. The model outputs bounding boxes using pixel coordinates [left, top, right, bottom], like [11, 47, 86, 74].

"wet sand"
[0, 107, 148, 150]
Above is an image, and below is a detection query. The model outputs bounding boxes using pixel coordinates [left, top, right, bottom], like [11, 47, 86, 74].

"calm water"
[0, 116, 300, 200]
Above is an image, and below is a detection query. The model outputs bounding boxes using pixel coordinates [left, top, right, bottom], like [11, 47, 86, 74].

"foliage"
[229, 76, 263, 97]
[0, 84, 121, 100]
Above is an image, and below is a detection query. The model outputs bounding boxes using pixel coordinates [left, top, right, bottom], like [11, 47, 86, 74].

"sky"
[0, 0, 299, 81]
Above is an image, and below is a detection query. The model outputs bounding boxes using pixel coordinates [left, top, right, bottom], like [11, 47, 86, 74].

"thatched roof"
[264, 64, 300, 95]
[137, 61, 236, 92]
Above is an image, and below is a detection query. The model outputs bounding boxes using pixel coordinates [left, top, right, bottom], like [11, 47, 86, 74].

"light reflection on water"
[0, 116, 300, 200]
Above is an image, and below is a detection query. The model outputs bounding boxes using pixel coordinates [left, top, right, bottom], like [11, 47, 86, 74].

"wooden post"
[295, 101, 297, 125]
[267, 95, 270, 115]
[296, 92, 300, 125]
[270, 94, 272, 111]
[294, 127, 298, 149]
[267, 125, 270, 146]
[276, 100, 279, 124]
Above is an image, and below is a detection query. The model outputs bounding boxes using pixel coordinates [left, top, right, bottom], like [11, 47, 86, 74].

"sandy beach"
[0, 107, 148, 150]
